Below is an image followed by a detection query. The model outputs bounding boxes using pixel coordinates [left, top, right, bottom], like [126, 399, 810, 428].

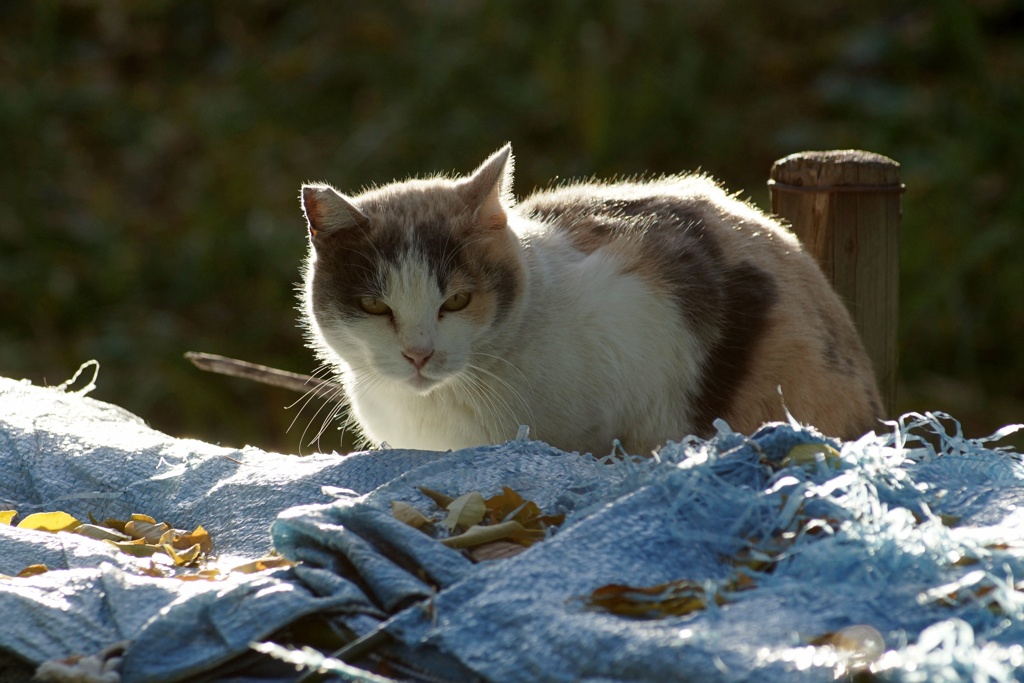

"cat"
[299, 144, 882, 455]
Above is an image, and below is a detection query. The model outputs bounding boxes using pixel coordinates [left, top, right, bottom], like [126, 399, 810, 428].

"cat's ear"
[458, 144, 514, 230]
[301, 184, 369, 239]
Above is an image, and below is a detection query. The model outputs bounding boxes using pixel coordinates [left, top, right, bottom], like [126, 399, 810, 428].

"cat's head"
[300, 145, 524, 395]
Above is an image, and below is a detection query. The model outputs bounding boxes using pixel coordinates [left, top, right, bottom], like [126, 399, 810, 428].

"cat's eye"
[358, 296, 391, 315]
[440, 292, 471, 312]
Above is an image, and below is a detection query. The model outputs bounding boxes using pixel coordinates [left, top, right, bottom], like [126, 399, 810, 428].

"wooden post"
[768, 150, 902, 416]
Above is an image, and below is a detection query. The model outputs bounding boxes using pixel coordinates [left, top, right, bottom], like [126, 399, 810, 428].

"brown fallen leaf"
[728, 546, 779, 574]
[584, 580, 720, 618]
[483, 487, 531, 524]
[808, 624, 885, 671]
[140, 562, 166, 578]
[441, 520, 536, 549]
[408, 486, 565, 558]
[391, 501, 432, 530]
[96, 515, 128, 534]
[124, 518, 172, 544]
[73, 523, 132, 543]
[468, 541, 528, 562]
[173, 525, 213, 554]
[582, 574, 755, 619]
[17, 564, 51, 578]
[417, 486, 454, 509]
[484, 487, 565, 530]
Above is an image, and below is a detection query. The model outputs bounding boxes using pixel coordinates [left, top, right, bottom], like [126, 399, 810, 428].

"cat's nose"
[402, 347, 434, 370]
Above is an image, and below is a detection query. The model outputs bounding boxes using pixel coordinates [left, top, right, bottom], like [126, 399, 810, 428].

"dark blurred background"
[1, 1, 1021, 454]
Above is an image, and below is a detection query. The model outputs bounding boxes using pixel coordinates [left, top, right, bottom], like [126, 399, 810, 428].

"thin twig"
[295, 628, 395, 683]
[184, 352, 341, 396]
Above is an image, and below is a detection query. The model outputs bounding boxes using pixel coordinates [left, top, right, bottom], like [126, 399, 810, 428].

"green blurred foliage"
[1, 0, 1021, 453]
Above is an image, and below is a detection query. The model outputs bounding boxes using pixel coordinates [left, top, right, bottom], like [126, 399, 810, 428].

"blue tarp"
[2, 373, 1023, 682]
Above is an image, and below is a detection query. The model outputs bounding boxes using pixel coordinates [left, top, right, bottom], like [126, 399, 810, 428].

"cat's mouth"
[405, 371, 442, 394]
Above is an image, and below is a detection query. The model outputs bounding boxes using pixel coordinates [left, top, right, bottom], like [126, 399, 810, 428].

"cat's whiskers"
[298, 383, 348, 451]
[295, 361, 378, 452]
[306, 400, 342, 449]
[471, 350, 532, 387]
[286, 365, 341, 438]
[451, 372, 509, 442]
[467, 357, 533, 411]
[463, 361, 534, 438]
[288, 363, 336, 397]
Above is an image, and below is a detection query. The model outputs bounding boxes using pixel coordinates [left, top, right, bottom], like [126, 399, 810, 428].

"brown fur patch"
[521, 176, 881, 440]
[690, 262, 778, 434]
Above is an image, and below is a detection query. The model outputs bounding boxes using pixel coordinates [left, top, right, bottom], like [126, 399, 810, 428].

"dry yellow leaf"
[230, 556, 297, 574]
[108, 539, 163, 558]
[76, 512, 216, 567]
[18, 511, 81, 533]
[124, 519, 171, 544]
[175, 525, 213, 554]
[444, 492, 487, 532]
[163, 542, 202, 566]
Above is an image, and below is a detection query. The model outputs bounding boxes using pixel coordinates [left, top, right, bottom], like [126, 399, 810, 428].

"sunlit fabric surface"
[2, 375, 1023, 682]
